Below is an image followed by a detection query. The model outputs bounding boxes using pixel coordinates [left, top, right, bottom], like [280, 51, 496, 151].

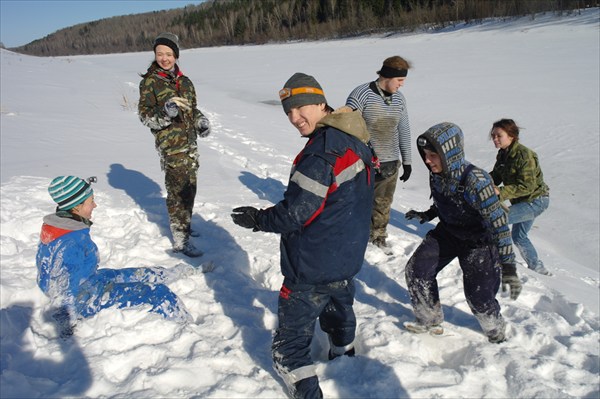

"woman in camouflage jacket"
[490, 118, 551, 275]
[138, 32, 210, 257]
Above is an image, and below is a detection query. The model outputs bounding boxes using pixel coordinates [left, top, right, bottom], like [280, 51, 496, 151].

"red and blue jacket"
[257, 110, 375, 285]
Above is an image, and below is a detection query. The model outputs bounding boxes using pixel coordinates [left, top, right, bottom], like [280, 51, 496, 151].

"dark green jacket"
[138, 62, 204, 156]
[490, 141, 549, 204]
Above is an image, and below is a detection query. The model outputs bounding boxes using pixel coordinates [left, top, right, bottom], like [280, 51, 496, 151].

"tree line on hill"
[7, 0, 593, 57]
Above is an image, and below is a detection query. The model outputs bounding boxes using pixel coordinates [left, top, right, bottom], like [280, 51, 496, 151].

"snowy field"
[1, 8, 599, 398]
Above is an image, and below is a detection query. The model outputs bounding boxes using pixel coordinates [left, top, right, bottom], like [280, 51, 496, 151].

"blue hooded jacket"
[36, 212, 190, 321]
[417, 122, 515, 264]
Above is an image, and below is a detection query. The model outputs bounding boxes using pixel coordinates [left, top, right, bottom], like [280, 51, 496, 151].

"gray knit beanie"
[279, 73, 328, 114]
[154, 32, 180, 59]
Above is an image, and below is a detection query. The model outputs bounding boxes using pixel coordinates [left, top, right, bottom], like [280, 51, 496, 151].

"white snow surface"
[1, 9, 599, 398]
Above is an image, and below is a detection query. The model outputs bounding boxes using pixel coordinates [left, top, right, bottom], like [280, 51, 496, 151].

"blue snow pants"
[74, 267, 190, 322]
[272, 278, 356, 398]
[405, 224, 505, 337]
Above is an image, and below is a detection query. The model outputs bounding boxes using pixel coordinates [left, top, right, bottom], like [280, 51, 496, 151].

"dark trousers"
[371, 164, 399, 240]
[405, 225, 505, 336]
[272, 279, 356, 396]
[163, 151, 198, 237]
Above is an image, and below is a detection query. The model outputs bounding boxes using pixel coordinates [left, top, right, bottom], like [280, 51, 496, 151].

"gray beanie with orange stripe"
[279, 73, 328, 114]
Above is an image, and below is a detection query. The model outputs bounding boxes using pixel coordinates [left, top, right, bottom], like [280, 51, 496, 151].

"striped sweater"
[346, 81, 412, 164]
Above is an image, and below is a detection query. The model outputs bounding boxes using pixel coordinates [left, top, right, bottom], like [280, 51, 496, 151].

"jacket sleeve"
[497, 150, 539, 202]
[257, 154, 334, 234]
[465, 171, 515, 264]
[395, 92, 412, 165]
[138, 77, 173, 131]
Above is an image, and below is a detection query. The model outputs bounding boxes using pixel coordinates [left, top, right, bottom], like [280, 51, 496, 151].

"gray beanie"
[154, 32, 180, 59]
[279, 73, 327, 114]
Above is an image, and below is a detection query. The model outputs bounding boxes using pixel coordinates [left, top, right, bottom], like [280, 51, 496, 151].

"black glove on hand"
[405, 209, 430, 224]
[164, 100, 179, 118]
[231, 206, 261, 231]
[501, 263, 522, 300]
[399, 164, 412, 182]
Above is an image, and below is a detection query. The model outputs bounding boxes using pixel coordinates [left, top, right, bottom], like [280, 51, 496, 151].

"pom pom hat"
[48, 176, 94, 210]
[153, 32, 180, 59]
[279, 72, 328, 114]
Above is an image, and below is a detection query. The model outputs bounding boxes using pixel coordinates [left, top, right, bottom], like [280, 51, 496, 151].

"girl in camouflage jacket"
[138, 33, 210, 257]
[490, 118, 551, 275]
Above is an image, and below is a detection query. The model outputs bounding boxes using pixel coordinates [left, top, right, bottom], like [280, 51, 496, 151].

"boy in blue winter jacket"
[37, 176, 194, 334]
[404, 122, 522, 343]
[231, 73, 375, 399]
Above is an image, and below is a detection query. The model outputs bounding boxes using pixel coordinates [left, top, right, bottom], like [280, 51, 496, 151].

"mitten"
[399, 164, 412, 182]
[197, 115, 211, 138]
[231, 206, 261, 231]
[164, 99, 179, 118]
[170, 96, 191, 111]
[405, 209, 430, 224]
[501, 263, 522, 300]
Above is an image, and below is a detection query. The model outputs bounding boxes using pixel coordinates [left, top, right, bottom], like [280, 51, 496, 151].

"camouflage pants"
[370, 164, 399, 240]
[162, 149, 199, 240]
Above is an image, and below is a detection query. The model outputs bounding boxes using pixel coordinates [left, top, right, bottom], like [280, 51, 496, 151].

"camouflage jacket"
[490, 141, 549, 204]
[138, 62, 205, 156]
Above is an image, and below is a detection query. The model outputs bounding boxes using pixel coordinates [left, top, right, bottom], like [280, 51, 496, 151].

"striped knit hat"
[48, 176, 94, 210]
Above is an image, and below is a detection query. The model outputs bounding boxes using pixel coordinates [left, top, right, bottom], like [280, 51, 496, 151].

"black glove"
[164, 99, 179, 118]
[399, 164, 412, 182]
[231, 206, 261, 231]
[501, 263, 522, 300]
[405, 209, 430, 224]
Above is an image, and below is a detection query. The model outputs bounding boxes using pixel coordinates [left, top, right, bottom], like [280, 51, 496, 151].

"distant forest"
[6, 0, 594, 57]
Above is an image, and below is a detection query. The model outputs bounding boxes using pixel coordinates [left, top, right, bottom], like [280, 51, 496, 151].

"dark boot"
[293, 376, 323, 399]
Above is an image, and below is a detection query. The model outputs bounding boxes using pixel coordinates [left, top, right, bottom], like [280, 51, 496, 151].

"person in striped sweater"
[346, 55, 413, 248]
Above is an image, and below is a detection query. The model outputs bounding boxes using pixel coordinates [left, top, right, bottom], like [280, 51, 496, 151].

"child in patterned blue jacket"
[404, 122, 522, 343]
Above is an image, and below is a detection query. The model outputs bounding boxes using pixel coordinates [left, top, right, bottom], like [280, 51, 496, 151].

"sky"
[1, 8, 599, 399]
[0, 0, 205, 48]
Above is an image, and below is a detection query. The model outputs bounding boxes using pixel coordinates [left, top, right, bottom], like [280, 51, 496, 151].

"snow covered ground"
[1, 8, 598, 398]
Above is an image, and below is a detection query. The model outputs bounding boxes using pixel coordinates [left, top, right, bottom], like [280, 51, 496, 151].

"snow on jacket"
[346, 81, 412, 165]
[256, 110, 375, 285]
[36, 213, 100, 314]
[417, 122, 515, 265]
[490, 140, 549, 204]
[36, 212, 190, 321]
[138, 62, 205, 156]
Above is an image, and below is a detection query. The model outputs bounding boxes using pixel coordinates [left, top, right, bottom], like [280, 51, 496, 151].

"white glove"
[164, 100, 179, 118]
[170, 96, 191, 111]
[197, 115, 211, 138]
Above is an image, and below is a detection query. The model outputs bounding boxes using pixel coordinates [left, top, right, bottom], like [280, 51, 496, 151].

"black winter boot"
[292, 376, 323, 399]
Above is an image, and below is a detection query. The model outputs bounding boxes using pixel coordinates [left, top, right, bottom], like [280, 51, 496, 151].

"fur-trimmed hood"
[317, 106, 370, 144]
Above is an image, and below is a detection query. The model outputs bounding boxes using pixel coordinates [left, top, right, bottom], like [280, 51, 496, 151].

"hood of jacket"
[40, 213, 90, 245]
[417, 122, 466, 179]
[316, 106, 370, 144]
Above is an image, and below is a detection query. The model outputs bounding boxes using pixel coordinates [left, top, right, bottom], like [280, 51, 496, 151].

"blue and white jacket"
[257, 110, 375, 285]
[417, 122, 515, 264]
